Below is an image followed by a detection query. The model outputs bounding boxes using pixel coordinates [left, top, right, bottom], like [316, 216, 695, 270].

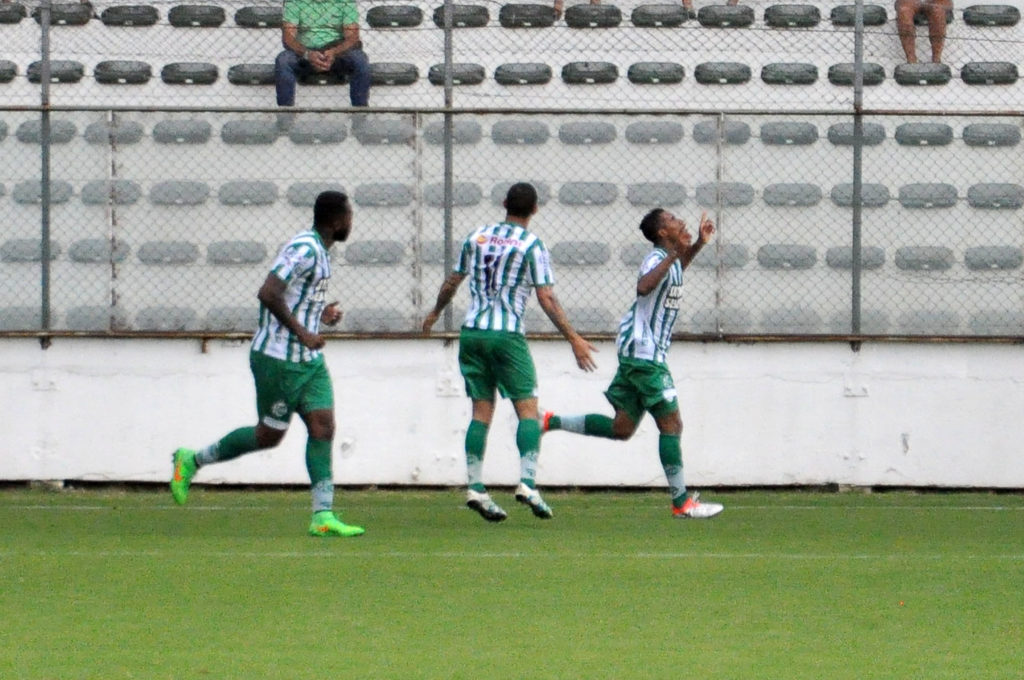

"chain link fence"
[1, 0, 1022, 337]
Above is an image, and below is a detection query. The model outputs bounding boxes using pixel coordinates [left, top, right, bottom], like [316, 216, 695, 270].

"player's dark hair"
[313, 190, 351, 226]
[504, 182, 538, 219]
[639, 208, 666, 244]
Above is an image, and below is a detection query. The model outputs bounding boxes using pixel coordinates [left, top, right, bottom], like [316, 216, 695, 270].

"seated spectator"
[275, 0, 370, 117]
[895, 0, 953, 63]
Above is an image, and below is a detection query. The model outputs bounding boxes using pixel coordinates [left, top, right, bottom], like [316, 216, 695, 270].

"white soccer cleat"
[673, 492, 724, 519]
[466, 489, 508, 522]
[514, 482, 553, 519]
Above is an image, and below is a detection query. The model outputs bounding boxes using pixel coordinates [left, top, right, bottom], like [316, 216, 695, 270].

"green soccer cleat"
[308, 510, 365, 537]
[170, 448, 198, 506]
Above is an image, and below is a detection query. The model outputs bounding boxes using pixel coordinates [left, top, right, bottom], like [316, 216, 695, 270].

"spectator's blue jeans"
[275, 48, 371, 107]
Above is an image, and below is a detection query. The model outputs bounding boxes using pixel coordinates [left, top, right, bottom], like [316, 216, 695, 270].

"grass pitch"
[1, 487, 1021, 680]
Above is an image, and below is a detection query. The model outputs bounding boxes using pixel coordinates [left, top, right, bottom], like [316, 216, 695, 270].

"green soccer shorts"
[458, 328, 538, 402]
[250, 351, 334, 430]
[604, 357, 679, 423]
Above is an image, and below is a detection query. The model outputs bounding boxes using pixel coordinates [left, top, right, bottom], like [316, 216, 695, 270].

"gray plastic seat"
[0, 306, 44, 331]
[492, 119, 550, 145]
[968, 310, 1024, 336]
[830, 4, 887, 25]
[234, 5, 282, 27]
[136, 306, 200, 331]
[960, 62, 1018, 85]
[828, 308, 890, 335]
[288, 119, 347, 144]
[566, 306, 618, 333]
[757, 244, 817, 269]
[0, 60, 16, 83]
[762, 183, 821, 206]
[1, 238, 60, 262]
[765, 4, 820, 27]
[690, 307, 754, 334]
[27, 60, 85, 83]
[491, 181, 551, 205]
[81, 180, 143, 206]
[761, 62, 817, 85]
[32, 2, 92, 24]
[494, 62, 552, 85]
[825, 245, 885, 270]
[562, 62, 618, 84]
[963, 246, 1022, 271]
[627, 182, 686, 206]
[0, 2, 27, 23]
[370, 62, 419, 86]
[550, 241, 611, 266]
[827, 122, 886, 146]
[830, 183, 890, 207]
[697, 4, 754, 26]
[894, 246, 954, 271]
[897, 309, 961, 335]
[624, 120, 683, 144]
[565, 4, 622, 27]
[286, 182, 346, 207]
[298, 70, 347, 87]
[694, 62, 751, 84]
[100, 5, 160, 26]
[13, 180, 74, 204]
[893, 63, 951, 86]
[558, 121, 616, 145]
[828, 63, 885, 86]
[207, 240, 267, 265]
[962, 124, 1020, 147]
[153, 119, 212, 144]
[688, 243, 750, 269]
[695, 182, 755, 207]
[218, 181, 278, 206]
[149, 181, 210, 206]
[424, 182, 483, 207]
[558, 182, 618, 206]
[760, 121, 818, 145]
[68, 238, 131, 263]
[966, 183, 1024, 209]
[963, 4, 1020, 26]
[227, 63, 276, 85]
[138, 241, 200, 265]
[66, 306, 130, 331]
[631, 4, 689, 27]
[627, 62, 685, 84]
[353, 118, 415, 145]
[692, 120, 750, 144]
[423, 120, 483, 145]
[894, 122, 953, 146]
[898, 183, 958, 208]
[168, 4, 225, 27]
[366, 5, 423, 27]
[761, 306, 823, 334]
[620, 242, 652, 267]
[343, 307, 410, 332]
[420, 240, 457, 265]
[161, 62, 219, 85]
[354, 183, 413, 207]
[84, 120, 144, 145]
[94, 61, 152, 85]
[204, 306, 255, 331]
[428, 63, 486, 85]
[498, 3, 556, 27]
[16, 119, 77, 144]
[432, 4, 489, 27]
[221, 120, 278, 145]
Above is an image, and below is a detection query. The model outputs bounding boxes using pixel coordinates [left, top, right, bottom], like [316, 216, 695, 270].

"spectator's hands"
[308, 50, 333, 72]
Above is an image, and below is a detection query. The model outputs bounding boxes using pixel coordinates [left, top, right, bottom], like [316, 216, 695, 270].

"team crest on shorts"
[271, 400, 288, 417]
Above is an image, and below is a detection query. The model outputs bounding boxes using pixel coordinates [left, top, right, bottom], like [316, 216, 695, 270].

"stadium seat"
[227, 63, 276, 86]
[897, 183, 958, 208]
[494, 63, 552, 85]
[894, 246, 954, 271]
[299, 69, 348, 86]
[761, 306, 823, 333]
[912, 5, 953, 24]
[234, 5, 282, 28]
[626, 182, 686, 206]
[549, 240, 611, 266]
[81, 180, 143, 206]
[828, 308, 890, 335]
[420, 239, 457, 265]
[370, 62, 419, 86]
[761, 62, 817, 85]
[286, 182, 346, 206]
[207, 240, 267, 265]
[354, 183, 413, 207]
[619, 242, 650, 266]
[428, 63, 486, 85]
[221, 119, 278, 145]
[65, 305, 130, 331]
[68, 238, 131, 263]
[824, 245, 885, 270]
[149, 181, 210, 206]
[963, 245, 1023, 271]
[12, 180, 74, 204]
[697, 4, 754, 27]
[962, 123, 1020, 147]
[893, 63, 951, 86]
[558, 121, 617, 145]
[16, 119, 77, 144]
[161, 62, 219, 85]
[624, 120, 683, 144]
[490, 180, 551, 205]
[287, 119, 347, 144]
[167, 4, 225, 27]
[84, 119, 144, 145]
[203, 306, 255, 331]
[562, 62, 618, 85]
[94, 61, 153, 85]
[829, 4, 887, 26]
[498, 3, 556, 27]
[564, 4, 622, 27]
[694, 62, 751, 85]
[27, 60, 84, 83]
[896, 309, 961, 335]
[31, 2, 92, 25]
[135, 305, 200, 331]
[764, 4, 820, 27]
[0, 2, 27, 23]
[692, 120, 751, 144]
[1, 238, 60, 262]
[630, 4, 690, 27]
[491, 119, 550, 144]
[826, 122, 886, 146]
[342, 307, 409, 332]
[828, 63, 885, 86]
[218, 181, 278, 206]
[688, 243, 750, 269]
[962, 4, 1020, 26]
[152, 119, 212, 144]
[960, 62, 1018, 85]
[423, 120, 483, 145]
[137, 241, 200, 265]
[0, 60, 16, 83]
[0, 305, 44, 330]
[565, 306, 617, 333]
[967, 309, 1024, 336]
[627, 62, 685, 85]
[424, 182, 483, 207]
[689, 307, 754, 333]
[432, 4, 490, 27]
[353, 118, 416, 145]
[757, 243, 817, 269]
[966, 183, 1024, 209]
[760, 121, 818, 145]
[100, 4, 159, 26]
[558, 182, 618, 205]
[830, 183, 890, 207]
[366, 5, 423, 27]
[762, 183, 822, 206]
[695, 182, 755, 207]
[894, 122, 953, 146]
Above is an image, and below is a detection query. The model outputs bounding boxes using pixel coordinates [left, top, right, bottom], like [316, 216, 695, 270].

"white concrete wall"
[2, 336, 1021, 488]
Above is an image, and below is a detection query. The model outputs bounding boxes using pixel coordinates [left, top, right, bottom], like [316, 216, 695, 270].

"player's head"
[503, 182, 539, 220]
[639, 208, 668, 244]
[314, 190, 352, 242]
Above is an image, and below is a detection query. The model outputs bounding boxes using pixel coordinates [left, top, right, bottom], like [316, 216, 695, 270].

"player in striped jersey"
[542, 208, 724, 519]
[170, 191, 365, 537]
[423, 182, 597, 522]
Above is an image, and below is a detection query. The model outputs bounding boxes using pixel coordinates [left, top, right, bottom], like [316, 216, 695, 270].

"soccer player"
[170, 191, 365, 537]
[541, 208, 724, 519]
[422, 182, 597, 522]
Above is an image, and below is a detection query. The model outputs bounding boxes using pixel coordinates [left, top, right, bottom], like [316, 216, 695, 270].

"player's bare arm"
[535, 285, 598, 372]
[422, 272, 466, 332]
[679, 212, 715, 269]
[258, 273, 324, 349]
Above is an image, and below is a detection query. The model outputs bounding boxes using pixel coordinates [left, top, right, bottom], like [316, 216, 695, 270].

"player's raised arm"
[535, 285, 598, 372]
[679, 212, 714, 269]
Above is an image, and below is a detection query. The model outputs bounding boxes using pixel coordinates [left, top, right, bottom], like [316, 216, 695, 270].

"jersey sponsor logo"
[479, 234, 524, 248]
[664, 284, 683, 310]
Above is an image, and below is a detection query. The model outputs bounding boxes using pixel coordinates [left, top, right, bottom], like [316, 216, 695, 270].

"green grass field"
[2, 487, 1021, 680]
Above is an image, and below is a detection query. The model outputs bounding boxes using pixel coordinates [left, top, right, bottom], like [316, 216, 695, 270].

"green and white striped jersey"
[616, 247, 683, 364]
[251, 230, 331, 363]
[455, 221, 553, 334]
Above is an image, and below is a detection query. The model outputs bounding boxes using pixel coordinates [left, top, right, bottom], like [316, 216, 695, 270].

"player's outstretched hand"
[570, 335, 598, 372]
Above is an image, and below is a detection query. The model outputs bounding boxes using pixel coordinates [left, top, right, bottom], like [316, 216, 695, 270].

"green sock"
[555, 414, 616, 439]
[517, 418, 541, 488]
[659, 434, 686, 508]
[306, 438, 333, 513]
[465, 420, 488, 492]
[195, 426, 259, 466]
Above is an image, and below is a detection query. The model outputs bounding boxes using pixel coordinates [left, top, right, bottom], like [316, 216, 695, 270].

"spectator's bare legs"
[896, 0, 922, 63]
[926, 0, 952, 63]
